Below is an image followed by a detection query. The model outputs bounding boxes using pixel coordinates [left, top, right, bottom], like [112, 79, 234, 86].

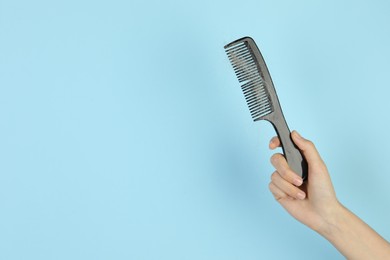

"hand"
[268, 130, 340, 233]
[269, 131, 390, 259]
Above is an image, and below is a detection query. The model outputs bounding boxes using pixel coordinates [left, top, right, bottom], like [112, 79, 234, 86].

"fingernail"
[294, 178, 303, 186]
[297, 191, 306, 200]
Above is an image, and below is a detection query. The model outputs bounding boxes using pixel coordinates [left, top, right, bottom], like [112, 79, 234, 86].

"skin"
[268, 130, 390, 259]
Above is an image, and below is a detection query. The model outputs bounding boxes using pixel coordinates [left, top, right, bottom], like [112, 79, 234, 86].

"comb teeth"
[225, 41, 274, 121]
[226, 42, 258, 83]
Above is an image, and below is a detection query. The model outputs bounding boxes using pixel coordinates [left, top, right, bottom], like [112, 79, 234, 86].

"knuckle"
[306, 140, 315, 148]
[270, 154, 278, 164]
[278, 168, 286, 178]
[271, 171, 278, 181]
[283, 168, 294, 179]
[271, 153, 282, 164]
[275, 153, 283, 160]
[270, 156, 274, 164]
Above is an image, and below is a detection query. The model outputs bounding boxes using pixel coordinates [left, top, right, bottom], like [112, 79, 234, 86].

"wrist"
[314, 201, 390, 259]
[315, 200, 347, 239]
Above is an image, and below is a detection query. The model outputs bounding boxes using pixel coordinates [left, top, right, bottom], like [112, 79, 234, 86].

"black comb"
[224, 37, 308, 180]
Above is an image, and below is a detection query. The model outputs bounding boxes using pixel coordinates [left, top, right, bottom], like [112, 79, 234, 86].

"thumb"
[291, 130, 324, 168]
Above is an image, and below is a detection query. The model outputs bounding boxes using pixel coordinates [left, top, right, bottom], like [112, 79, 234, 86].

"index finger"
[269, 136, 281, 150]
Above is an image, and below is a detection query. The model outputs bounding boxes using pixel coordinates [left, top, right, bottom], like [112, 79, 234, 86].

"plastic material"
[225, 36, 308, 180]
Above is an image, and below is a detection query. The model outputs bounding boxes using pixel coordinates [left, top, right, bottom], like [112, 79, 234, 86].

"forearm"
[319, 203, 390, 260]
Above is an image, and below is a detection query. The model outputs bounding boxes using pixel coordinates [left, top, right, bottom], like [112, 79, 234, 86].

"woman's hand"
[268, 130, 340, 233]
[268, 131, 390, 259]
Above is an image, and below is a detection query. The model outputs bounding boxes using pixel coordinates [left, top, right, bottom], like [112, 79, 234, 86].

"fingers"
[270, 153, 303, 186]
[291, 130, 324, 167]
[269, 152, 305, 200]
[269, 136, 280, 150]
[269, 131, 325, 168]
[271, 171, 306, 200]
[268, 182, 293, 201]
[268, 131, 325, 201]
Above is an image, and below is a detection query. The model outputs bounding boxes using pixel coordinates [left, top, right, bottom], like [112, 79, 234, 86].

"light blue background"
[1, 0, 389, 259]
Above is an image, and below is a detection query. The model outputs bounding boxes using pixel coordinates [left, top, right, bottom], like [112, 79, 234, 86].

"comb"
[224, 37, 308, 180]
